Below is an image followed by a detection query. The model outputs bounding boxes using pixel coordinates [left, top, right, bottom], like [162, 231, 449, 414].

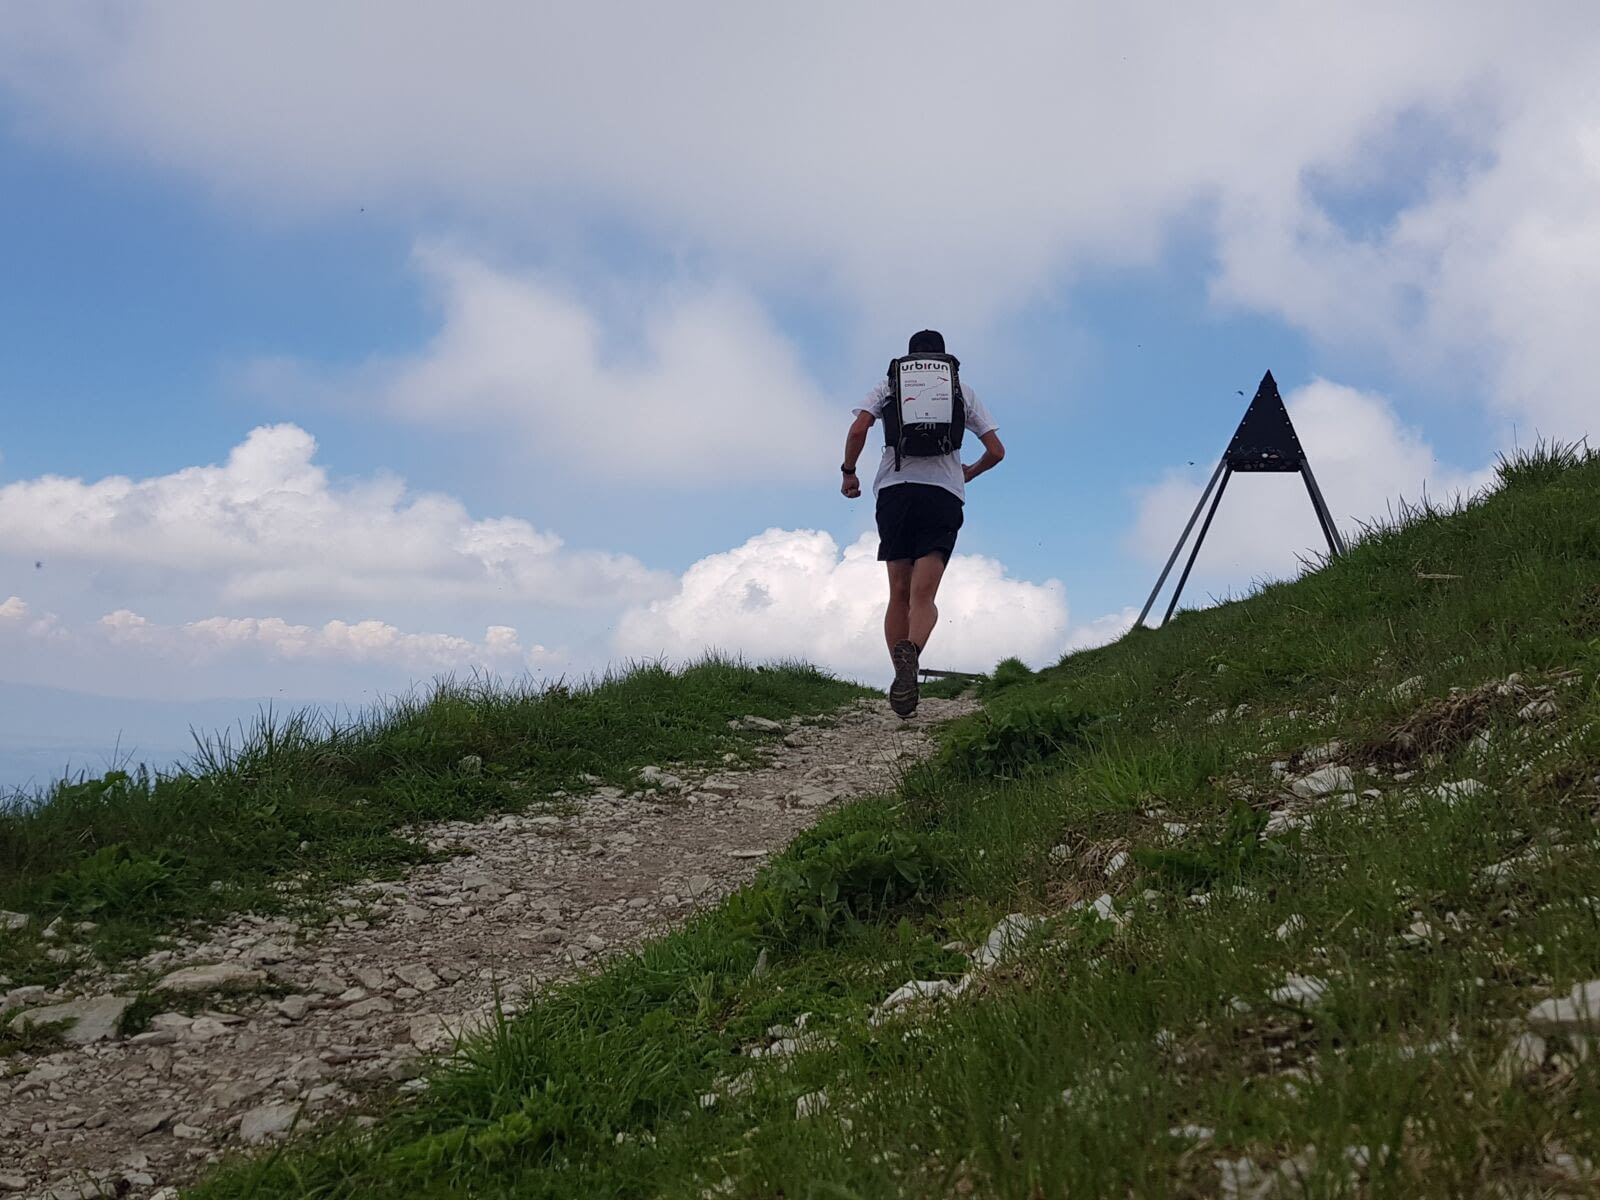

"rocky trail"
[0, 696, 975, 1200]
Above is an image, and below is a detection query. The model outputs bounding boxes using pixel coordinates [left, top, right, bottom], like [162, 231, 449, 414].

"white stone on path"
[157, 962, 266, 993]
[0, 911, 27, 931]
[395, 964, 441, 993]
[238, 1101, 299, 1144]
[15, 994, 131, 1045]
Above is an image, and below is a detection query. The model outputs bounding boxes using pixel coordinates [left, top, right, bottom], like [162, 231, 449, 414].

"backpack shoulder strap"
[884, 357, 904, 471]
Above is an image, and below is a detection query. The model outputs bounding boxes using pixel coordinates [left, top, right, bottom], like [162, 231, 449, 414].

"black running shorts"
[875, 482, 965, 563]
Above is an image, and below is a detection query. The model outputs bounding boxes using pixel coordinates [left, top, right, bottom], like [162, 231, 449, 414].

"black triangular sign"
[1224, 371, 1306, 472]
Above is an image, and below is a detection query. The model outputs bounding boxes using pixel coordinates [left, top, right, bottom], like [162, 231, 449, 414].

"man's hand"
[963, 430, 1007, 484]
[841, 470, 861, 498]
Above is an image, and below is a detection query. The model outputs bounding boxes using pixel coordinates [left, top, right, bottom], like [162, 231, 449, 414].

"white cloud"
[0, 5, 1558, 320]
[1129, 380, 1496, 596]
[4, 4, 1599, 438]
[0, 591, 575, 705]
[616, 527, 1072, 678]
[252, 246, 838, 484]
[0, 422, 667, 615]
[1209, 54, 1600, 438]
[93, 608, 557, 671]
[1064, 607, 1138, 654]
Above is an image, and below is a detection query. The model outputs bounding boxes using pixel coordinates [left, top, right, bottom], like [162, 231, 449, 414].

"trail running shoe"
[889, 639, 920, 717]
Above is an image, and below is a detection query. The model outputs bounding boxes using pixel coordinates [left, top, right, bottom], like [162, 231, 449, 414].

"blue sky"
[2, 3, 1597, 786]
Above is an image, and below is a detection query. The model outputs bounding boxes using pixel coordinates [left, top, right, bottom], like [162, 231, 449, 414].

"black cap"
[908, 329, 945, 354]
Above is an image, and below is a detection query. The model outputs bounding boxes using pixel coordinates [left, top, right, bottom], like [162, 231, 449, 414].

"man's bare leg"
[884, 560, 913, 651]
[908, 553, 948, 651]
[884, 560, 919, 715]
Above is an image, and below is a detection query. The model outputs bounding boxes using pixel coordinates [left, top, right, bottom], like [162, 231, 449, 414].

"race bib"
[897, 357, 954, 424]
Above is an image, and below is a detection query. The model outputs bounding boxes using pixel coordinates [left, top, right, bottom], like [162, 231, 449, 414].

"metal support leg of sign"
[1134, 456, 1227, 630]
[1301, 463, 1348, 557]
[1161, 463, 1234, 627]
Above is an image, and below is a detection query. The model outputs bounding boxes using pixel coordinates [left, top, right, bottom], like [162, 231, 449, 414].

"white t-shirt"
[854, 380, 997, 501]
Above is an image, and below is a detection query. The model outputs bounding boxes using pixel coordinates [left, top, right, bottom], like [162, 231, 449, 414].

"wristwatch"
[841, 463, 857, 473]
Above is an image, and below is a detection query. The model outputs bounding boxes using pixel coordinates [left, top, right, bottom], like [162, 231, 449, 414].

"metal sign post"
[1135, 371, 1346, 629]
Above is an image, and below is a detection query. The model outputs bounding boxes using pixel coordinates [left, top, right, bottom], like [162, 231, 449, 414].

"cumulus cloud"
[251, 246, 837, 484]
[616, 527, 1073, 677]
[0, 5, 1556, 317]
[1129, 379, 1496, 593]
[1210, 61, 1600, 438]
[0, 422, 667, 614]
[4, 4, 1599, 437]
[93, 608, 555, 670]
[0, 592, 573, 703]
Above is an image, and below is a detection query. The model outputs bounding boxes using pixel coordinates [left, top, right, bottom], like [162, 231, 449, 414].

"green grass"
[0, 658, 868, 989]
[0, 1010, 68, 1058]
[172, 444, 1600, 1196]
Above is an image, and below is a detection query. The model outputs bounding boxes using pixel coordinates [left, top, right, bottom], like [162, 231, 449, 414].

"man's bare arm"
[841, 411, 874, 498]
[963, 430, 1006, 483]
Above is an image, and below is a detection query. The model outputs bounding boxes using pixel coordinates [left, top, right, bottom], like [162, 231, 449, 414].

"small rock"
[1527, 980, 1600, 1034]
[1105, 851, 1131, 877]
[180, 1016, 230, 1042]
[15, 994, 131, 1045]
[795, 1090, 830, 1119]
[687, 874, 714, 898]
[128, 1107, 175, 1136]
[735, 716, 784, 733]
[239, 1102, 300, 1144]
[353, 967, 387, 991]
[275, 995, 312, 1021]
[973, 913, 1041, 969]
[1274, 916, 1306, 941]
[157, 963, 266, 993]
[1390, 676, 1424, 701]
[1289, 766, 1353, 799]
[1518, 699, 1557, 722]
[395, 964, 441, 993]
[870, 977, 970, 1024]
[1494, 1032, 1547, 1082]
[0, 1172, 27, 1192]
[0, 911, 28, 931]
[1270, 975, 1329, 1011]
[457, 754, 483, 775]
[1431, 779, 1487, 805]
[345, 996, 395, 1018]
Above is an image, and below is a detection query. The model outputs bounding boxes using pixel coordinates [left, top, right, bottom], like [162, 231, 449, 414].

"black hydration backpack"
[882, 352, 965, 471]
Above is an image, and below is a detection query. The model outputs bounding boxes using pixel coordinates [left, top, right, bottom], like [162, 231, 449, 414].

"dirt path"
[0, 696, 974, 1200]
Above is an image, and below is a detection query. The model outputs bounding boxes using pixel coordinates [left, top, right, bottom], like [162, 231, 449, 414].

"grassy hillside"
[185, 443, 1600, 1199]
[0, 660, 867, 992]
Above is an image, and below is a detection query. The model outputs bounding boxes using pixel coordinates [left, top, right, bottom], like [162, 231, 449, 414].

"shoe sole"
[889, 641, 920, 717]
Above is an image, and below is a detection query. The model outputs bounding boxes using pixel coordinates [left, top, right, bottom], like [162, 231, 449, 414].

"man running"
[840, 329, 1005, 716]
